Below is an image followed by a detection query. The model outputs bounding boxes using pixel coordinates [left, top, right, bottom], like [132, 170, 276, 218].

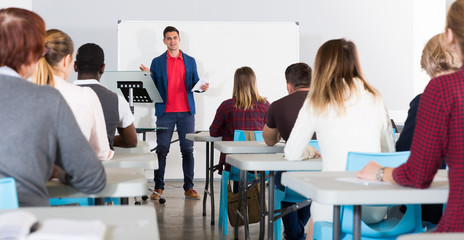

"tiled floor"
[139, 180, 267, 240]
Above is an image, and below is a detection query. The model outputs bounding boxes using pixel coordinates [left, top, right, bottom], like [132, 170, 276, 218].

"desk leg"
[203, 142, 209, 217]
[235, 170, 243, 240]
[243, 171, 250, 240]
[267, 171, 275, 240]
[94, 197, 105, 205]
[353, 205, 361, 240]
[209, 142, 215, 225]
[333, 205, 341, 240]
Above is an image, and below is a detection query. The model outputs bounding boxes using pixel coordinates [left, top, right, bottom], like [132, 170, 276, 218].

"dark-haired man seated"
[263, 63, 314, 240]
[74, 43, 137, 150]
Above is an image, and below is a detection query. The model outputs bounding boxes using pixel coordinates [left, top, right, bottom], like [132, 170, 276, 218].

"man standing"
[74, 43, 138, 150]
[263, 63, 313, 240]
[140, 26, 208, 200]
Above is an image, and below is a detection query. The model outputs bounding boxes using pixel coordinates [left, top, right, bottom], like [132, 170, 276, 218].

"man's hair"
[163, 26, 179, 38]
[75, 43, 105, 75]
[0, 8, 45, 72]
[285, 63, 312, 88]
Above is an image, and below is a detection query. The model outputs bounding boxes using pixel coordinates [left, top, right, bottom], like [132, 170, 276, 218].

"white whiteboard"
[118, 21, 299, 130]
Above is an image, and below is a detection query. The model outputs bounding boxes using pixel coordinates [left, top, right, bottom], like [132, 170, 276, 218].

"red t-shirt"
[165, 51, 189, 112]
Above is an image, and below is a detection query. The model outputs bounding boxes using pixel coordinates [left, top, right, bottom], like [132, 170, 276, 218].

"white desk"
[186, 132, 222, 225]
[281, 171, 449, 240]
[214, 141, 285, 154]
[0, 206, 159, 240]
[226, 153, 322, 240]
[47, 168, 147, 200]
[114, 141, 151, 154]
[103, 152, 157, 169]
[398, 232, 464, 240]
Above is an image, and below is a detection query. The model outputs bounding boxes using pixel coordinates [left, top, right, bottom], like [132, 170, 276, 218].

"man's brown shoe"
[150, 188, 163, 200]
[184, 189, 201, 200]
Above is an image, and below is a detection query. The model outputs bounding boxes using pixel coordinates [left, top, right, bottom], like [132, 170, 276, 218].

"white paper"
[336, 177, 390, 186]
[191, 71, 212, 93]
[27, 219, 106, 240]
[0, 211, 37, 240]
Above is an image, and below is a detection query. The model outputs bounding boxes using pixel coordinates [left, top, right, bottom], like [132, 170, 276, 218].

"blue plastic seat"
[0, 177, 19, 209]
[218, 130, 264, 236]
[313, 151, 424, 240]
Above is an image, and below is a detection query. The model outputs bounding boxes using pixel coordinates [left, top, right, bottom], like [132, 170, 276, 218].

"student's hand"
[303, 145, 320, 159]
[200, 82, 209, 92]
[357, 161, 382, 181]
[139, 64, 150, 74]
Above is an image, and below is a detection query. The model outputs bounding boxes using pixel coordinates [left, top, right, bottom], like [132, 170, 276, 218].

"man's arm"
[263, 124, 281, 146]
[114, 123, 138, 148]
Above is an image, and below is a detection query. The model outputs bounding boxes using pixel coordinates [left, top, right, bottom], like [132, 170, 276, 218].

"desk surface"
[398, 233, 464, 240]
[47, 168, 147, 198]
[103, 152, 157, 169]
[214, 141, 285, 154]
[114, 141, 151, 154]
[281, 170, 449, 205]
[226, 153, 321, 171]
[186, 132, 222, 142]
[0, 206, 159, 240]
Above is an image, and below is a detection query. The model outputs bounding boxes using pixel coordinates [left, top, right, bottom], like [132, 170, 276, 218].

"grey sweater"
[0, 74, 106, 206]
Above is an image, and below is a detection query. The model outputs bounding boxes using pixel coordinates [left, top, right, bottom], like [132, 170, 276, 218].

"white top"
[0, 66, 21, 78]
[73, 79, 134, 128]
[54, 76, 113, 160]
[285, 79, 395, 171]
[0, 206, 159, 240]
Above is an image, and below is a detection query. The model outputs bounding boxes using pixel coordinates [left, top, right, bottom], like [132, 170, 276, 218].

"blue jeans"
[155, 112, 195, 191]
[276, 172, 311, 240]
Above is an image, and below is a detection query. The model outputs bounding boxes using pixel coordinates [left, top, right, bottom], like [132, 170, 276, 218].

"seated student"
[284, 39, 395, 239]
[0, 7, 106, 206]
[395, 33, 461, 225]
[210, 66, 270, 174]
[358, 0, 464, 232]
[74, 43, 138, 149]
[263, 62, 314, 240]
[33, 29, 113, 161]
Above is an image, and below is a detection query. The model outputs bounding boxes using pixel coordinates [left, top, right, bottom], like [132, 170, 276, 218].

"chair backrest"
[0, 177, 19, 209]
[254, 131, 264, 141]
[345, 151, 411, 171]
[341, 151, 420, 238]
[234, 130, 263, 142]
[309, 140, 320, 153]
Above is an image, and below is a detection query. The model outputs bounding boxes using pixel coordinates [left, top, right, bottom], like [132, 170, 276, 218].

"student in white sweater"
[284, 39, 395, 239]
[33, 29, 113, 161]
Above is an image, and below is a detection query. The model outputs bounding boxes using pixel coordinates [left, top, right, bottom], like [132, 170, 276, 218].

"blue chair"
[313, 151, 423, 240]
[309, 139, 321, 153]
[218, 130, 264, 236]
[254, 131, 264, 141]
[273, 140, 320, 240]
[49, 197, 120, 206]
[0, 177, 19, 209]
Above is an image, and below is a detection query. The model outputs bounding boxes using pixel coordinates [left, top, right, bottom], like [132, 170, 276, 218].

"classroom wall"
[7, 0, 448, 180]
